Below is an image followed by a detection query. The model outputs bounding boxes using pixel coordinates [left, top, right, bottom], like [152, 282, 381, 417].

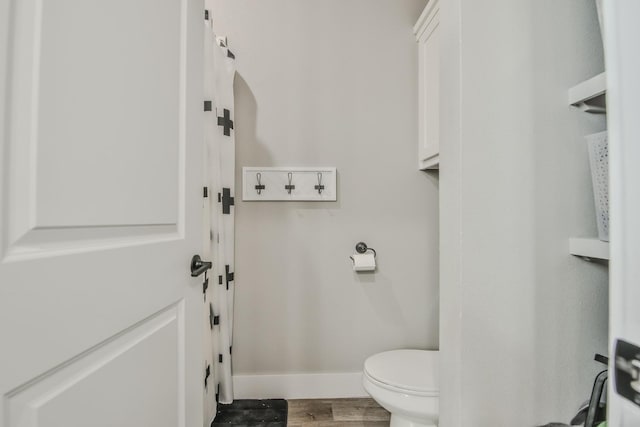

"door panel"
[6, 304, 183, 427]
[0, 0, 204, 426]
[5, 0, 183, 250]
[422, 22, 439, 160]
[34, 0, 180, 228]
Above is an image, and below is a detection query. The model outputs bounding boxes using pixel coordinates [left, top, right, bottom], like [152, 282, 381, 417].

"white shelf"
[569, 238, 609, 261]
[568, 72, 607, 113]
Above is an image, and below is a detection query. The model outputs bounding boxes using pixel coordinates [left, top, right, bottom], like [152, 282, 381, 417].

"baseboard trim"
[232, 372, 367, 399]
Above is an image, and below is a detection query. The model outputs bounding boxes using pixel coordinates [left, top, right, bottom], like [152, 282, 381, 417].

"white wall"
[440, 0, 609, 425]
[209, 0, 438, 384]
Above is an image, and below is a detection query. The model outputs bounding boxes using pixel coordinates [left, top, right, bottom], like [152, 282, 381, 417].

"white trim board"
[232, 372, 367, 399]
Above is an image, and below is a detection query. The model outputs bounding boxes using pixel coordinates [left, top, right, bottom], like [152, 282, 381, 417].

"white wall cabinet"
[414, 0, 440, 170]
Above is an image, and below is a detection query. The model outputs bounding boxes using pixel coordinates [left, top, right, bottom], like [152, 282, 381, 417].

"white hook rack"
[242, 167, 337, 201]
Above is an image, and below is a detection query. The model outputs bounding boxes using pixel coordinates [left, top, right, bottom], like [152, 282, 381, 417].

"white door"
[0, 1, 204, 426]
[605, 1, 640, 425]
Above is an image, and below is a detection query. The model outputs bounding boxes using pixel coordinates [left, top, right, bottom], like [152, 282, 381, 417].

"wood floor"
[287, 398, 390, 426]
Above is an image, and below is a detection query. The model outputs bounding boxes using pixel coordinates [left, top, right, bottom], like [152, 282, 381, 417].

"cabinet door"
[416, 1, 440, 169]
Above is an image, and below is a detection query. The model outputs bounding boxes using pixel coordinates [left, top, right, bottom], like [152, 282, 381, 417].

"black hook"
[255, 172, 265, 195]
[315, 172, 325, 194]
[285, 172, 295, 194]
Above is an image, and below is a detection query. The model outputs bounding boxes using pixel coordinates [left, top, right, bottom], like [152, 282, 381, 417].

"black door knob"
[190, 254, 212, 277]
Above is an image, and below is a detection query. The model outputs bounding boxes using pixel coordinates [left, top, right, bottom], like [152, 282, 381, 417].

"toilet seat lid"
[364, 349, 439, 394]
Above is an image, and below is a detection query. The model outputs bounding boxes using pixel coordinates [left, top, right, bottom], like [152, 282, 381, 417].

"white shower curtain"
[204, 14, 236, 424]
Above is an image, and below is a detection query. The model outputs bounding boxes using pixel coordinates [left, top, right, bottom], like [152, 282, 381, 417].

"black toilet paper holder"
[350, 242, 377, 262]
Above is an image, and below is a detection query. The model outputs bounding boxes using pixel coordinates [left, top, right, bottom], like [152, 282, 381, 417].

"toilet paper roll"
[352, 253, 376, 272]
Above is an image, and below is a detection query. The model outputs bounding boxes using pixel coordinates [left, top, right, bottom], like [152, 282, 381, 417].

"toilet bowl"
[362, 349, 439, 427]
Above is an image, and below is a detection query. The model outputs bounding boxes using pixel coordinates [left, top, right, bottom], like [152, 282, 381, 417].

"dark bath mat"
[211, 399, 287, 427]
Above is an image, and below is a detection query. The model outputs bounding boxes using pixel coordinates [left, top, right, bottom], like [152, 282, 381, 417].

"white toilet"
[362, 349, 439, 427]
